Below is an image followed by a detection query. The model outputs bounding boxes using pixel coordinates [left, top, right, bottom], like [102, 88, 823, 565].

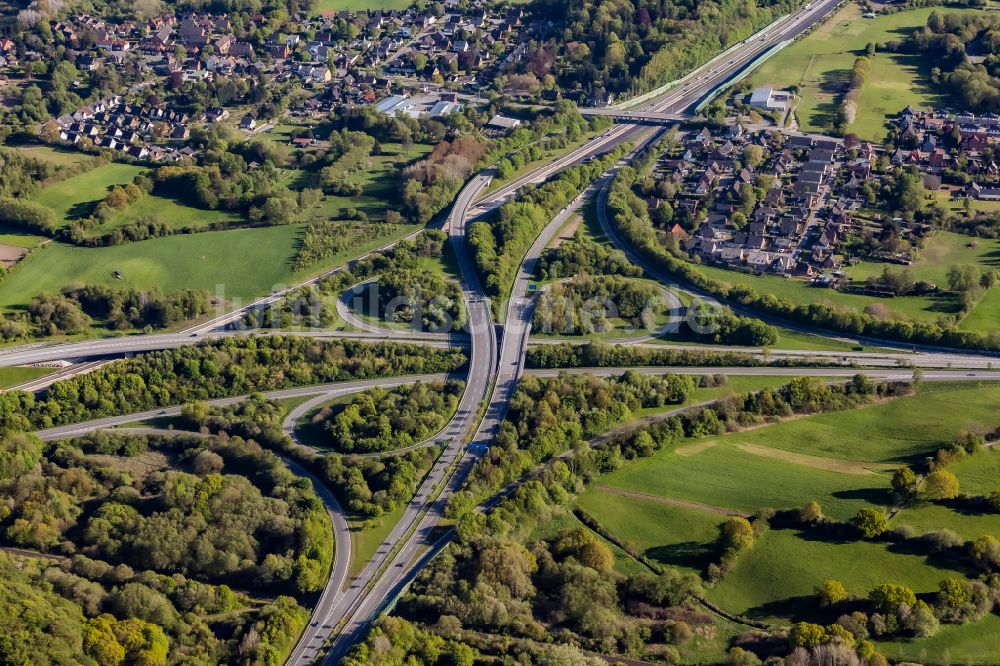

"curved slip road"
[334, 280, 468, 344]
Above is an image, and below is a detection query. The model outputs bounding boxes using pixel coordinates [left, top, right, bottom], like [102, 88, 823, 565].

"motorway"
[284, 172, 499, 665]
[4, 1, 959, 663]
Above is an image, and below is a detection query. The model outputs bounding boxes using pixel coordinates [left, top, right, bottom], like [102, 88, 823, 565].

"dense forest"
[0, 336, 466, 430]
[310, 380, 464, 454]
[522, 0, 802, 100]
[0, 430, 318, 664]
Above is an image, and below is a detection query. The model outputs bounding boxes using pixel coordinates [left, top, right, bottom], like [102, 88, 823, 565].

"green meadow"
[597, 439, 890, 521]
[707, 528, 970, 623]
[749, 4, 990, 140]
[0, 225, 306, 310]
[30, 163, 145, 223]
[0, 366, 53, 388]
[724, 382, 1000, 465]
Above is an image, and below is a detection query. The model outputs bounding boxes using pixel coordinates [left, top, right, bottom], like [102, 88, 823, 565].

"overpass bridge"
[578, 108, 687, 125]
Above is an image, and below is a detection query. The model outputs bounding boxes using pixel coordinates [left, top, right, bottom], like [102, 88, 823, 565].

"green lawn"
[707, 528, 969, 623]
[599, 437, 891, 521]
[311, 0, 410, 15]
[0, 225, 308, 310]
[750, 4, 990, 140]
[892, 448, 1000, 540]
[725, 382, 1000, 465]
[8, 143, 91, 167]
[847, 231, 1000, 288]
[878, 611, 1000, 665]
[349, 504, 406, 578]
[0, 226, 46, 249]
[0, 366, 53, 388]
[31, 163, 146, 223]
[83, 194, 246, 237]
[576, 488, 726, 576]
[961, 284, 1000, 331]
[696, 263, 958, 324]
[893, 501, 1000, 542]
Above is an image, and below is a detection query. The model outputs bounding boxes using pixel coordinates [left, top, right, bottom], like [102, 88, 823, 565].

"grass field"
[31, 163, 146, 223]
[576, 489, 726, 575]
[892, 447, 1000, 540]
[696, 262, 957, 323]
[598, 437, 890, 521]
[0, 366, 53, 388]
[879, 611, 1000, 664]
[83, 194, 245, 237]
[311, 0, 410, 15]
[724, 382, 1000, 465]
[0, 225, 304, 310]
[961, 284, 1000, 331]
[0, 220, 422, 314]
[0, 226, 46, 249]
[707, 528, 969, 623]
[749, 4, 990, 140]
[847, 231, 1000, 289]
[349, 504, 405, 577]
[9, 143, 91, 167]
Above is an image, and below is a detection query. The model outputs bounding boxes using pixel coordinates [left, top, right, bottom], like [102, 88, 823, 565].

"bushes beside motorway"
[526, 341, 818, 369]
[375, 268, 466, 332]
[468, 145, 629, 318]
[0, 336, 466, 430]
[536, 236, 642, 281]
[447, 372, 696, 513]
[608, 160, 1000, 351]
[311, 380, 464, 454]
[532, 275, 665, 335]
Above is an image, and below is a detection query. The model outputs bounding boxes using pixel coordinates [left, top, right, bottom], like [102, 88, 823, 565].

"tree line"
[0, 336, 466, 430]
[0, 285, 212, 342]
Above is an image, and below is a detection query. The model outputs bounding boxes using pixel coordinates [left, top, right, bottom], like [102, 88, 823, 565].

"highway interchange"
[8, 0, 1000, 662]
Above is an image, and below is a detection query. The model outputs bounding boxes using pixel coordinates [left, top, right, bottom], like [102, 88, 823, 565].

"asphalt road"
[287, 172, 500, 666]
